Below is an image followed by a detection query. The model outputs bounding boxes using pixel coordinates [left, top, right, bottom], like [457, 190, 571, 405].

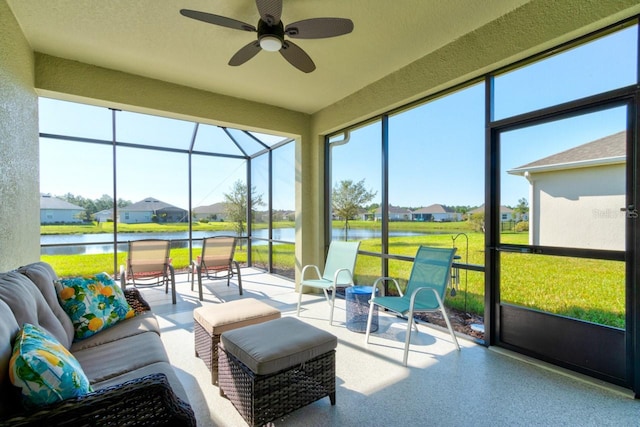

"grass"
[40, 221, 625, 328]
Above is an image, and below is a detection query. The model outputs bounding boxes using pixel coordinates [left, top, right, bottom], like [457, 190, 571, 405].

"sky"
[331, 25, 635, 209]
[39, 101, 293, 210]
[39, 25, 636, 212]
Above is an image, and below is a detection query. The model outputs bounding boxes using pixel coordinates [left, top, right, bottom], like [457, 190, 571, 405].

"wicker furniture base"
[194, 320, 219, 382]
[193, 299, 281, 385]
[218, 345, 336, 427]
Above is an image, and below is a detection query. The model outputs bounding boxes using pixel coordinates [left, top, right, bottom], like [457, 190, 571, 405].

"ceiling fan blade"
[255, 0, 282, 26]
[229, 41, 262, 66]
[279, 41, 315, 73]
[180, 9, 256, 32]
[285, 18, 354, 39]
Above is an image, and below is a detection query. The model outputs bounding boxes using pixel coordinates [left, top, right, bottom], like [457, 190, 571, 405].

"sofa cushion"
[57, 274, 134, 341]
[0, 299, 20, 418]
[70, 311, 160, 352]
[18, 262, 74, 348]
[9, 323, 92, 408]
[73, 332, 169, 384]
[0, 271, 70, 351]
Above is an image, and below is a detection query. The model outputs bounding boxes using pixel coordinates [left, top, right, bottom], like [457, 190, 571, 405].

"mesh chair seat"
[191, 236, 242, 301]
[120, 239, 176, 304]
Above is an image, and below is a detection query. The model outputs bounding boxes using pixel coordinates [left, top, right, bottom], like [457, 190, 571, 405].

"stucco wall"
[35, 53, 310, 139]
[530, 165, 625, 251]
[0, 0, 40, 270]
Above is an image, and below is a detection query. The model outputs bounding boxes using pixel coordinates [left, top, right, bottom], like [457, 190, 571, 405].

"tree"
[514, 197, 529, 221]
[223, 180, 264, 240]
[332, 179, 376, 234]
[469, 211, 485, 233]
[58, 193, 132, 222]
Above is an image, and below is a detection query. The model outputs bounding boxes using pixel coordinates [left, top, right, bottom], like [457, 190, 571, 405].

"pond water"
[40, 227, 430, 255]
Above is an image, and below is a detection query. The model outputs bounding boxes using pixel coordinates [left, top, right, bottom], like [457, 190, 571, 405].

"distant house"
[119, 197, 188, 224]
[412, 204, 462, 222]
[40, 194, 84, 224]
[508, 131, 625, 251]
[278, 210, 295, 221]
[269, 209, 295, 222]
[94, 209, 114, 223]
[469, 204, 522, 222]
[373, 205, 412, 221]
[192, 202, 228, 222]
[357, 208, 371, 221]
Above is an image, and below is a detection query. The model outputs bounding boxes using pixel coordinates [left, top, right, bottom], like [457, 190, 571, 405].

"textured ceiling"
[6, 0, 531, 114]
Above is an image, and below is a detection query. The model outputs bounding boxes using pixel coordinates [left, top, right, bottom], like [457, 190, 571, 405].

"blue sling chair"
[297, 240, 360, 325]
[365, 246, 460, 365]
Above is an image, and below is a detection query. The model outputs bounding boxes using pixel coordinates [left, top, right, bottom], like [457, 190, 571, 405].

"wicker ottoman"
[194, 298, 281, 385]
[218, 317, 337, 427]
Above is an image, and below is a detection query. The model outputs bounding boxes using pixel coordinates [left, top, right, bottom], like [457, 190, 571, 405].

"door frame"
[484, 88, 639, 392]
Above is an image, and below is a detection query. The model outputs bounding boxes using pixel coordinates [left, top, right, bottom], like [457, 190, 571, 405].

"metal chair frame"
[365, 245, 460, 365]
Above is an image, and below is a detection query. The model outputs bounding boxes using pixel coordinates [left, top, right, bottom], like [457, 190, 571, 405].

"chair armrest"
[119, 264, 126, 289]
[332, 268, 354, 287]
[1, 373, 196, 427]
[409, 286, 443, 308]
[123, 288, 152, 314]
[167, 264, 176, 282]
[373, 277, 402, 297]
[301, 264, 322, 280]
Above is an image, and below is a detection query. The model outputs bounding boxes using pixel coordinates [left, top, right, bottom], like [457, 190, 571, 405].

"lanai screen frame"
[38, 100, 295, 277]
[325, 16, 640, 389]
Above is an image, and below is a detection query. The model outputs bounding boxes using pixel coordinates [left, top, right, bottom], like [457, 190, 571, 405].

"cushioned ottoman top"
[220, 317, 337, 375]
[194, 298, 281, 335]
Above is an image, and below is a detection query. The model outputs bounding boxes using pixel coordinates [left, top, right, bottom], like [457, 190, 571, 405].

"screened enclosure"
[38, 98, 295, 279]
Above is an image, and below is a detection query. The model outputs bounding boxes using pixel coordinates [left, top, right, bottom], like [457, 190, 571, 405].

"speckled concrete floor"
[138, 269, 638, 427]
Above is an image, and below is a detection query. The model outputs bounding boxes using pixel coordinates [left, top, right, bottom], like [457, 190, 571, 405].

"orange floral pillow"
[57, 273, 134, 341]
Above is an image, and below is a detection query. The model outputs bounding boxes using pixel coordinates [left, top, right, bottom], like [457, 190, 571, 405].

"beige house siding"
[528, 165, 624, 251]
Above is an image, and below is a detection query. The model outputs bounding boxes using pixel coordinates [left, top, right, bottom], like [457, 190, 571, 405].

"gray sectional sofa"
[0, 262, 195, 426]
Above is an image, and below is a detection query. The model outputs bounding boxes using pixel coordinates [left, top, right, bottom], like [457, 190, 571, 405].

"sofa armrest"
[1, 373, 196, 427]
[124, 288, 152, 314]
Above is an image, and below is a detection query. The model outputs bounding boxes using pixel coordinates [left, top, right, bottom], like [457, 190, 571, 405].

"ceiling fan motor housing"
[258, 19, 284, 46]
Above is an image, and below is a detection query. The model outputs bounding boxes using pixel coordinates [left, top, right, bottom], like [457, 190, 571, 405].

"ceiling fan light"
[260, 35, 282, 52]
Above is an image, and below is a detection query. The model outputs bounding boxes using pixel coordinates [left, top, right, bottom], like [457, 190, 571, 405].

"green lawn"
[41, 221, 625, 328]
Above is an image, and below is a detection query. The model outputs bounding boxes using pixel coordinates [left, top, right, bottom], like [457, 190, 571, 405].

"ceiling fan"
[180, 0, 354, 73]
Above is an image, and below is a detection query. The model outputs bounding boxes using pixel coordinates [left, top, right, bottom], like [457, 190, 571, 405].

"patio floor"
[135, 268, 638, 427]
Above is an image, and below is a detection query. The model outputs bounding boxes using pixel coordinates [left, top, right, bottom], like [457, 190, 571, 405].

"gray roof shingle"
[120, 197, 183, 212]
[509, 131, 625, 174]
[40, 195, 84, 210]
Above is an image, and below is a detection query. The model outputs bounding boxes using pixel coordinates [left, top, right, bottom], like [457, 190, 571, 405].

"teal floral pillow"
[9, 323, 92, 408]
[57, 273, 135, 341]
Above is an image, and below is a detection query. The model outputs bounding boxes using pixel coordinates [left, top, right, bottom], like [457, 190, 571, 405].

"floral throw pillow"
[9, 323, 92, 408]
[57, 273, 135, 341]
